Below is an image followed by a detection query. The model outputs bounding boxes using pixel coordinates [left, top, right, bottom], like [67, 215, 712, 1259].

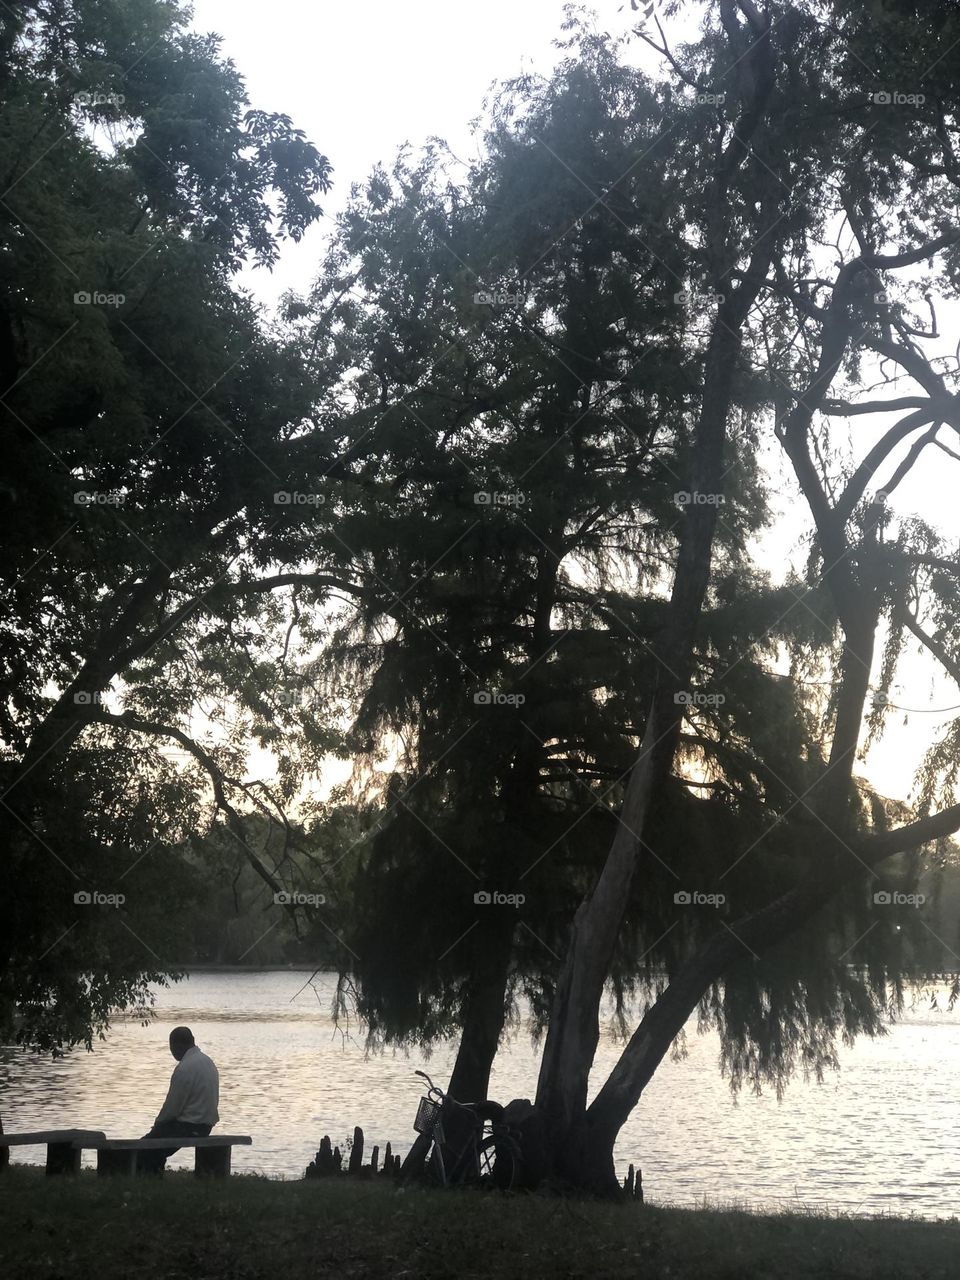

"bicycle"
[409, 1069, 522, 1191]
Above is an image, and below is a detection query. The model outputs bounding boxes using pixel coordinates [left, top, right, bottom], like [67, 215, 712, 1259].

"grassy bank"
[1, 1166, 958, 1279]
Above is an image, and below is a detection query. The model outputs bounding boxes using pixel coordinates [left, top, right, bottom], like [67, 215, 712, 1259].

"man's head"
[169, 1026, 195, 1061]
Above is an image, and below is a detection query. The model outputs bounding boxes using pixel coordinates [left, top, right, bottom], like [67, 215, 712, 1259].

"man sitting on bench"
[137, 1026, 219, 1175]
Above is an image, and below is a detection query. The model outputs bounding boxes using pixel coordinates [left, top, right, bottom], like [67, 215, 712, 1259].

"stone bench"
[0, 1130, 107, 1175]
[83, 1134, 252, 1177]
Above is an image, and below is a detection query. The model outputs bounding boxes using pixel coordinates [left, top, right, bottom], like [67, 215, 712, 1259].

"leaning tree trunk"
[535, 225, 906, 1193]
[534, 262, 779, 1193]
[534, 4, 781, 1192]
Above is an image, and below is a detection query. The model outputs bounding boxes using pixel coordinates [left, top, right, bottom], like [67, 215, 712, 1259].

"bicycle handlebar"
[414, 1068, 447, 1106]
[414, 1069, 495, 1116]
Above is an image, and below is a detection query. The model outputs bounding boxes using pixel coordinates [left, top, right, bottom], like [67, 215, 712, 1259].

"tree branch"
[897, 606, 960, 690]
[835, 409, 935, 523]
[79, 709, 294, 907]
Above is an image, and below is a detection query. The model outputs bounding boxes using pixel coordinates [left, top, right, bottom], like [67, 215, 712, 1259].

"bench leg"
[46, 1142, 81, 1176]
[195, 1145, 231, 1178]
[98, 1148, 137, 1176]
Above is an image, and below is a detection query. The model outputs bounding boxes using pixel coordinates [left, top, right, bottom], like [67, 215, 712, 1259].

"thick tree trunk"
[400, 921, 514, 1183]
[448, 924, 514, 1103]
[439, 927, 515, 1171]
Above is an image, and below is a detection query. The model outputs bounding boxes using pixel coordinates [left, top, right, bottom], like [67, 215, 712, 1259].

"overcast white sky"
[191, 0, 648, 305]
[187, 0, 960, 808]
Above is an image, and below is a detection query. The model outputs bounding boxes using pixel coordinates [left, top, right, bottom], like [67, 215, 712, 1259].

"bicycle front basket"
[414, 1095, 443, 1138]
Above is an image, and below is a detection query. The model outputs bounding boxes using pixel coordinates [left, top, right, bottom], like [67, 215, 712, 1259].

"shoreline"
[167, 965, 318, 973]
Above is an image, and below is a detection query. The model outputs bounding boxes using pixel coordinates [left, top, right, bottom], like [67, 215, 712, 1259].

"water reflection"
[1, 971, 959, 1218]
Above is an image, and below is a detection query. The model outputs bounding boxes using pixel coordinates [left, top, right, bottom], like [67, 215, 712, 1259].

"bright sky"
[191, 0, 642, 305]
[187, 0, 960, 809]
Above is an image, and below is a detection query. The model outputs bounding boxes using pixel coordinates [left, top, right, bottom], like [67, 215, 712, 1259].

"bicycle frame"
[414, 1069, 510, 1187]
[414, 1064, 483, 1182]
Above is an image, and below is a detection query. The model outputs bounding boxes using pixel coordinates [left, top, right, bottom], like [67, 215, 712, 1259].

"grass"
[2, 1166, 960, 1279]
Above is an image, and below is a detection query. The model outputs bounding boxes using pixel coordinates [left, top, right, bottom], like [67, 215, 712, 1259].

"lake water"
[2, 970, 959, 1219]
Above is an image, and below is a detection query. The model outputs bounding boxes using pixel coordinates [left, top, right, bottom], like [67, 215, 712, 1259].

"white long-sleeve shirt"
[155, 1045, 220, 1126]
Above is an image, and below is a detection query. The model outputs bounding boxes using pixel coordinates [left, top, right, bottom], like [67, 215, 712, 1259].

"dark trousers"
[136, 1119, 213, 1174]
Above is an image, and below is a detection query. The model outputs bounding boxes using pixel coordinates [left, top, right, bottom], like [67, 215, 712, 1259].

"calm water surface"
[2, 971, 959, 1218]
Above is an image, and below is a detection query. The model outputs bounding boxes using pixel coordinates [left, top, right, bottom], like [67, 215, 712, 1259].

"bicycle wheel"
[477, 1133, 517, 1191]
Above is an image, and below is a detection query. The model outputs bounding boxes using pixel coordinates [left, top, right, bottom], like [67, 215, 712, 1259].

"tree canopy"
[0, 0, 337, 1050]
[5, 0, 960, 1205]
